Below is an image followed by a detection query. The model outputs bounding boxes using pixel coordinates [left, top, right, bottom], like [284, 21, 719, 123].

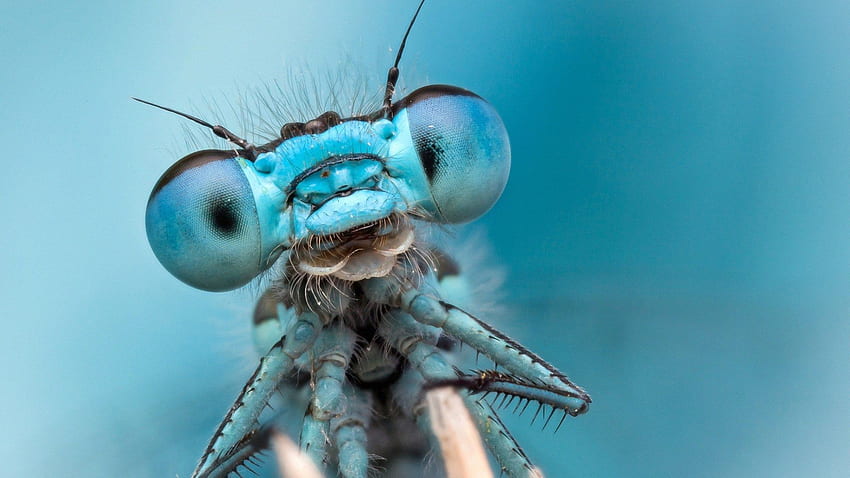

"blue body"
[143, 27, 587, 478]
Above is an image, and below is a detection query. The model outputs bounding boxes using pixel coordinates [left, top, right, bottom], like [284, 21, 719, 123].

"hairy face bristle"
[269, 212, 437, 323]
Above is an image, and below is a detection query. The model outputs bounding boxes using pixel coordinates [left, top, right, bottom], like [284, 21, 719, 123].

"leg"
[332, 384, 373, 478]
[299, 325, 356, 470]
[268, 429, 324, 478]
[426, 387, 503, 478]
[192, 311, 324, 478]
[391, 367, 443, 478]
[463, 398, 541, 478]
[378, 309, 537, 478]
[363, 276, 590, 415]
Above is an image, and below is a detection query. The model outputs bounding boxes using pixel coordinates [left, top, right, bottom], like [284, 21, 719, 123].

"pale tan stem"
[529, 466, 545, 478]
[426, 387, 495, 478]
[270, 429, 325, 478]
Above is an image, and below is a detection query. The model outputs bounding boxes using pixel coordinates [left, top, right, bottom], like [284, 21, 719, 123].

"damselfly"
[138, 2, 590, 476]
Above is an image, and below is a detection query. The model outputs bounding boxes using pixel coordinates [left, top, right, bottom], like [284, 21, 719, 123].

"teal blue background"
[2, 0, 849, 476]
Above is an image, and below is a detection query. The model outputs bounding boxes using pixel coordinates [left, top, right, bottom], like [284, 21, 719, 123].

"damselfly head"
[141, 0, 510, 293]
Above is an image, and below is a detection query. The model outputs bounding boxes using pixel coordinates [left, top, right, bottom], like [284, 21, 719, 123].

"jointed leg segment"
[194, 270, 589, 478]
[299, 325, 357, 470]
[332, 384, 372, 478]
[192, 311, 324, 478]
[378, 309, 538, 477]
[362, 276, 590, 414]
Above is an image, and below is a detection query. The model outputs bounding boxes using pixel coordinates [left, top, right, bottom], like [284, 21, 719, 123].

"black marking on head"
[279, 111, 342, 138]
[280, 122, 305, 140]
[262, 111, 345, 152]
[283, 153, 383, 203]
[304, 111, 342, 135]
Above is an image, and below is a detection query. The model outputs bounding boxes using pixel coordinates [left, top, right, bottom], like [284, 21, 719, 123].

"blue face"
[145, 85, 511, 291]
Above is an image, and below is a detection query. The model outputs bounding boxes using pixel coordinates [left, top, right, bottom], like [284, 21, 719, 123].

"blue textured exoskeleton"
[140, 2, 589, 477]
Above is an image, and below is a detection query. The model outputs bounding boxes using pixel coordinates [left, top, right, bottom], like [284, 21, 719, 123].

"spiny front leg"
[192, 311, 324, 478]
[363, 276, 591, 417]
[377, 309, 538, 478]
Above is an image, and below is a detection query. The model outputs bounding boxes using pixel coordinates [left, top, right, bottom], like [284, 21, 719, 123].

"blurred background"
[1, 0, 848, 476]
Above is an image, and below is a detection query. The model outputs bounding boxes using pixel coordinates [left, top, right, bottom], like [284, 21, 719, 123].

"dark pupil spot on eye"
[207, 199, 239, 237]
[415, 134, 445, 182]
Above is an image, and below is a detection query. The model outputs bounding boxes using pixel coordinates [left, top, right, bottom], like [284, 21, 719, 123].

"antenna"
[132, 97, 257, 159]
[381, 0, 427, 119]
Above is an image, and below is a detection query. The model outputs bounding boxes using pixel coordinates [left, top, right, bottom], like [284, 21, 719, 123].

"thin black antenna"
[132, 97, 257, 159]
[381, 0, 427, 119]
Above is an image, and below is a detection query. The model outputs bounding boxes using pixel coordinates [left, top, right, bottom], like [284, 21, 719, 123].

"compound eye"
[145, 150, 263, 291]
[399, 85, 511, 223]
